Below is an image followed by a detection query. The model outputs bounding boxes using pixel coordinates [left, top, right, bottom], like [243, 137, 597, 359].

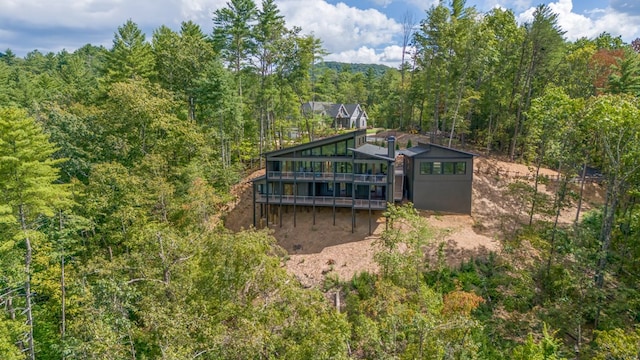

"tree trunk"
[594, 178, 620, 329]
[20, 204, 36, 360]
[547, 173, 568, 276]
[509, 38, 533, 161]
[528, 144, 546, 226]
[59, 211, 66, 346]
[448, 79, 466, 148]
[574, 157, 589, 224]
[61, 254, 66, 340]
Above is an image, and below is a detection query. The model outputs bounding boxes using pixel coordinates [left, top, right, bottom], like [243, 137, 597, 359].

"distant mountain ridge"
[315, 61, 391, 76]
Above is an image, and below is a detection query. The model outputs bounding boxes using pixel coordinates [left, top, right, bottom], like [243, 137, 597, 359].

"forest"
[1, 0, 640, 358]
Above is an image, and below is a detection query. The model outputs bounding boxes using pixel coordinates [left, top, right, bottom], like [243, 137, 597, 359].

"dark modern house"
[251, 131, 476, 233]
[301, 102, 369, 129]
[401, 143, 475, 214]
[252, 129, 399, 233]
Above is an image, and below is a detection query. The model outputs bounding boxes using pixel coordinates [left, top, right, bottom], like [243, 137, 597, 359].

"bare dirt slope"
[224, 154, 604, 288]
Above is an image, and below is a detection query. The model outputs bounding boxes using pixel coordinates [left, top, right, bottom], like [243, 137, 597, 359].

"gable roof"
[301, 102, 348, 119]
[301, 101, 331, 115]
[399, 142, 477, 158]
[326, 103, 348, 119]
[301, 102, 365, 120]
[344, 103, 359, 114]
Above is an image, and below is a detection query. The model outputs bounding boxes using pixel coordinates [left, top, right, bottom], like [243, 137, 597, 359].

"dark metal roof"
[398, 147, 429, 157]
[349, 143, 395, 161]
[400, 143, 477, 158]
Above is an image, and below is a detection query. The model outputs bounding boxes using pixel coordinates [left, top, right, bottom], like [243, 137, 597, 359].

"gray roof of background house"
[301, 102, 360, 119]
[301, 102, 342, 117]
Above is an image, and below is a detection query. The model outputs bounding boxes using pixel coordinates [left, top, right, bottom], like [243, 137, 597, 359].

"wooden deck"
[267, 171, 388, 184]
[256, 195, 387, 210]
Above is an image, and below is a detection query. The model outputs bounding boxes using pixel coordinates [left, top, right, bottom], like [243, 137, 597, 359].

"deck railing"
[256, 194, 387, 209]
[267, 171, 388, 184]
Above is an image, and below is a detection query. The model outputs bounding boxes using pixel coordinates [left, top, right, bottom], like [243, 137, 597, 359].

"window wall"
[419, 161, 466, 175]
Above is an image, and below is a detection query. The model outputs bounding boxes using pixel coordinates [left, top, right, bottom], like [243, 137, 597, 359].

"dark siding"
[408, 149, 473, 214]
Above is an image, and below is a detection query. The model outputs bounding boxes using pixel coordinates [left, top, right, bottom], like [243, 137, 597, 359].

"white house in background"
[301, 102, 369, 129]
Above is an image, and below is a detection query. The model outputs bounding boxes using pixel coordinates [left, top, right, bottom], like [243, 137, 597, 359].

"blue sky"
[1, 0, 639, 66]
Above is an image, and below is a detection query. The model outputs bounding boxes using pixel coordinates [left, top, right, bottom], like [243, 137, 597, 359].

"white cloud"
[516, 0, 640, 42]
[0, 0, 406, 63]
[327, 46, 380, 64]
[0, 0, 226, 30]
[277, 0, 402, 55]
[326, 44, 410, 67]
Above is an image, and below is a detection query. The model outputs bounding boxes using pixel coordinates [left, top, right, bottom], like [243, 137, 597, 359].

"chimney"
[387, 136, 395, 159]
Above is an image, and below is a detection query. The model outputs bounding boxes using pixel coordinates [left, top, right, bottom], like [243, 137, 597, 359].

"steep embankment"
[223, 155, 604, 288]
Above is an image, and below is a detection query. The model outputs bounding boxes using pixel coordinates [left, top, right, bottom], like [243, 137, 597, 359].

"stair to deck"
[393, 169, 404, 201]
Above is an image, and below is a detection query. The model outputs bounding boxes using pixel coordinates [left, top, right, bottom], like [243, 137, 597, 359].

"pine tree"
[105, 19, 156, 83]
[0, 107, 72, 360]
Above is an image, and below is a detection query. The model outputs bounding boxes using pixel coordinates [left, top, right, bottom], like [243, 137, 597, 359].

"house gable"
[402, 143, 475, 214]
[301, 102, 368, 129]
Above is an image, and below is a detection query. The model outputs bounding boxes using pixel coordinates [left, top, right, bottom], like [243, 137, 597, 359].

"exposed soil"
[224, 143, 604, 288]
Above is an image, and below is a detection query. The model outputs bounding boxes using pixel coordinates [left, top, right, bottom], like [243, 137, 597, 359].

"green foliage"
[0, 107, 73, 359]
[212, 0, 258, 76]
[376, 204, 433, 288]
[4, 2, 640, 358]
[318, 61, 390, 77]
[592, 327, 640, 359]
[195, 229, 350, 359]
[0, 316, 24, 359]
[104, 19, 155, 83]
[512, 324, 566, 359]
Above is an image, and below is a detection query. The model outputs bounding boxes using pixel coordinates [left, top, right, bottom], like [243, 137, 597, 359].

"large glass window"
[419, 161, 466, 175]
[283, 161, 294, 172]
[432, 162, 442, 174]
[322, 143, 335, 156]
[336, 162, 352, 173]
[283, 184, 294, 195]
[419, 162, 431, 175]
[443, 162, 455, 175]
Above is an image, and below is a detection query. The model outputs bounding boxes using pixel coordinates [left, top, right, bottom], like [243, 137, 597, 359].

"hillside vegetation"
[2, 0, 640, 358]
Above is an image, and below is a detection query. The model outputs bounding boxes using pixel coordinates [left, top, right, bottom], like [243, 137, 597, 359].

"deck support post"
[351, 155, 355, 233]
[252, 182, 256, 227]
[368, 185, 372, 235]
[313, 165, 316, 226]
[293, 157, 297, 228]
[333, 161, 336, 226]
[279, 181, 283, 227]
[265, 167, 269, 227]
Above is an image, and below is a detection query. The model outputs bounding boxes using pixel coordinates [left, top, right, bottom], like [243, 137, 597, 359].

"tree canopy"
[2, 0, 640, 358]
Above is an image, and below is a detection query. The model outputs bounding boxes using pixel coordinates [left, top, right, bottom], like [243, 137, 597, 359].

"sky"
[1, 0, 639, 67]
